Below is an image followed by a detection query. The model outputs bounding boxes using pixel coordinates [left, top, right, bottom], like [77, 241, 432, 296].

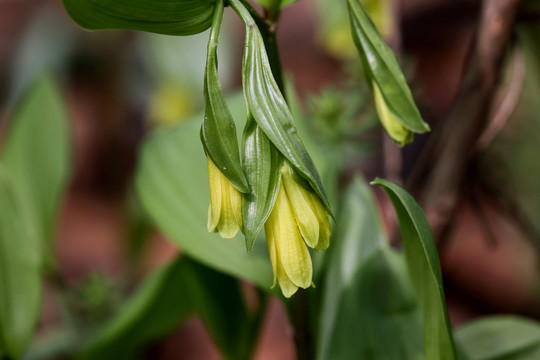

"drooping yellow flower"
[207, 157, 243, 239]
[265, 164, 331, 298]
[373, 81, 414, 147]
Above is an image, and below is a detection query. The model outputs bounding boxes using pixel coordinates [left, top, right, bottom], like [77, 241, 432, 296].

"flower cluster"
[202, 0, 332, 298]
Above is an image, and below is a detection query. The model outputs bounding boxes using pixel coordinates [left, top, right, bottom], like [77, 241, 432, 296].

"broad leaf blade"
[1, 75, 70, 270]
[372, 178, 456, 360]
[318, 178, 423, 360]
[348, 0, 429, 134]
[201, 0, 248, 193]
[62, 0, 215, 36]
[135, 93, 273, 289]
[0, 169, 41, 359]
[455, 316, 540, 360]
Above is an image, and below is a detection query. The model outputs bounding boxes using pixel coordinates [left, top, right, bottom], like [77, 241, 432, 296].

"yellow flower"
[373, 81, 413, 147]
[265, 164, 331, 298]
[207, 157, 243, 239]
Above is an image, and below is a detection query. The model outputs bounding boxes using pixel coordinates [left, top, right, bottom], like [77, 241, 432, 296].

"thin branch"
[409, 0, 522, 239]
[476, 46, 525, 150]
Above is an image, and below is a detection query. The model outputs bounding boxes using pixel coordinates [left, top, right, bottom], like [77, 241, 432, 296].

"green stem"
[287, 292, 314, 360]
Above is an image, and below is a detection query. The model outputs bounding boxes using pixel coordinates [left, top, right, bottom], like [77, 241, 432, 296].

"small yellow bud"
[373, 81, 413, 147]
[207, 157, 243, 239]
[264, 163, 331, 297]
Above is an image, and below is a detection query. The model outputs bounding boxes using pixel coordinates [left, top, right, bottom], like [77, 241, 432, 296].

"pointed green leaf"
[201, 0, 248, 193]
[0, 169, 41, 359]
[1, 75, 70, 270]
[62, 0, 215, 36]
[455, 316, 540, 360]
[230, 0, 332, 216]
[318, 177, 423, 360]
[372, 178, 456, 360]
[242, 116, 282, 253]
[135, 93, 273, 289]
[348, 0, 429, 134]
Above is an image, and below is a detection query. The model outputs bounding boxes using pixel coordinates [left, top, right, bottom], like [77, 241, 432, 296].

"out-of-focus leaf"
[201, 0, 248, 193]
[79, 257, 253, 359]
[78, 259, 194, 359]
[62, 0, 215, 35]
[372, 178, 456, 360]
[231, 0, 332, 216]
[318, 177, 423, 360]
[348, 0, 429, 135]
[455, 316, 540, 360]
[1, 76, 70, 270]
[242, 116, 282, 253]
[183, 259, 255, 359]
[135, 93, 273, 289]
[0, 169, 41, 359]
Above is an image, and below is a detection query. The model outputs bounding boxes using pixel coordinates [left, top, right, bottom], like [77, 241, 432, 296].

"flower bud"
[373, 81, 414, 147]
[207, 157, 243, 239]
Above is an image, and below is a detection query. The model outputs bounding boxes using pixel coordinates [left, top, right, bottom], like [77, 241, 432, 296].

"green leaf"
[242, 116, 282, 253]
[1, 75, 70, 271]
[0, 169, 41, 359]
[455, 316, 540, 360]
[78, 258, 195, 359]
[348, 0, 429, 134]
[135, 93, 273, 289]
[80, 257, 254, 359]
[181, 259, 256, 359]
[62, 0, 215, 36]
[372, 178, 456, 360]
[230, 0, 333, 217]
[318, 177, 423, 360]
[201, 0, 248, 193]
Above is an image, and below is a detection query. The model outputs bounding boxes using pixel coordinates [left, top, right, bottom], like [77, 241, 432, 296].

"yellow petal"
[216, 173, 241, 239]
[373, 81, 413, 147]
[229, 182, 243, 233]
[264, 220, 278, 288]
[276, 261, 299, 298]
[207, 157, 222, 232]
[272, 183, 312, 289]
[281, 165, 320, 248]
[306, 191, 331, 251]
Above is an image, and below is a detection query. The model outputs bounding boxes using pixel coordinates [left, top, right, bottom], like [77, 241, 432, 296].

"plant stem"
[288, 291, 314, 360]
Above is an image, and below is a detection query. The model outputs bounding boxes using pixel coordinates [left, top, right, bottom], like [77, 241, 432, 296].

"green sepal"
[348, 0, 430, 135]
[201, 0, 249, 193]
[230, 0, 333, 218]
[62, 0, 215, 36]
[242, 116, 282, 253]
[371, 178, 456, 360]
